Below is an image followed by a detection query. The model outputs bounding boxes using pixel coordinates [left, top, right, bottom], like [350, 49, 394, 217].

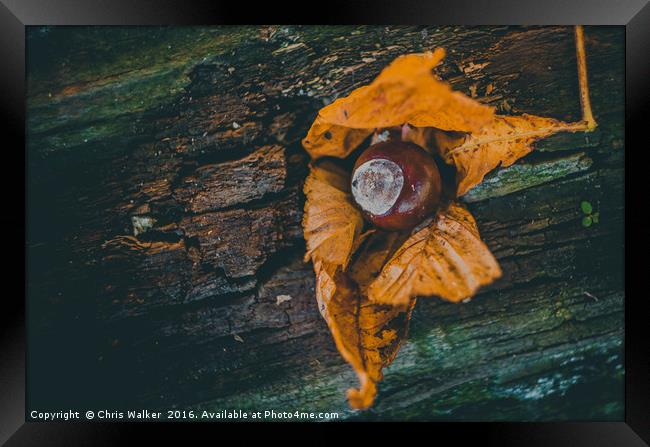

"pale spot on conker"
[351, 158, 404, 216]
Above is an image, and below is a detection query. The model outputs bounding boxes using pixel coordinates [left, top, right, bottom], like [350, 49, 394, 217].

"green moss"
[463, 152, 593, 203]
[28, 27, 257, 100]
[27, 27, 259, 155]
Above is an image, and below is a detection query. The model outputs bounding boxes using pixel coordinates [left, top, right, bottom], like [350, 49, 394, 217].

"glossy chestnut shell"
[351, 140, 441, 231]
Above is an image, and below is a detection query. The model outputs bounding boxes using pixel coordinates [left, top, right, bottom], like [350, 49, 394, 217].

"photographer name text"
[30, 409, 339, 421]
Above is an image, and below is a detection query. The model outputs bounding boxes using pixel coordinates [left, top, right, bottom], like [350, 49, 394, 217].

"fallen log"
[27, 25, 624, 420]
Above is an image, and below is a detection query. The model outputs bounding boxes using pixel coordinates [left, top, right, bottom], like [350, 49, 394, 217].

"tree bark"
[27, 25, 624, 420]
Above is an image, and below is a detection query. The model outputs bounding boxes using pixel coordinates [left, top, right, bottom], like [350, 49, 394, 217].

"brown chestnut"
[351, 140, 441, 231]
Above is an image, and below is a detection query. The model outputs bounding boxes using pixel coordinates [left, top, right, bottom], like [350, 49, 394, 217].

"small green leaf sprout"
[580, 200, 599, 227]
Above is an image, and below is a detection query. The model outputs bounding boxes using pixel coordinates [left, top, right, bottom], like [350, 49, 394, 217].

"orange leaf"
[368, 202, 501, 307]
[349, 230, 409, 295]
[313, 231, 414, 409]
[303, 28, 598, 410]
[439, 114, 592, 197]
[303, 161, 366, 269]
[302, 49, 494, 160]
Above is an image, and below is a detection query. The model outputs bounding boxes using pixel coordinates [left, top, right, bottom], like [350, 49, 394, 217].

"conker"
[351, 140, 442, 231]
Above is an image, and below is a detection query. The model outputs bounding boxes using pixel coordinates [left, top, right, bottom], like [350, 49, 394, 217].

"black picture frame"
[2, 0, 645, 444]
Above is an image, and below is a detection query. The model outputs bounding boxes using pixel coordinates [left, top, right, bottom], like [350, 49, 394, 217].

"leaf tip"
[347, 380, 377, 410]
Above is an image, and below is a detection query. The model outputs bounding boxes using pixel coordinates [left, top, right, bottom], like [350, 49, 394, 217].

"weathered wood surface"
[27, 26, 624, 420]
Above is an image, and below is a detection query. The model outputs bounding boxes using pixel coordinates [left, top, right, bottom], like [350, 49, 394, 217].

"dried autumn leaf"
[302, 27, 597, 409]
[433, 26, 597, 197]
[304, 163, 413, 409]
[313, 231, 414, 409]
[303, 161, 366, 269]
[437, 114, 588, 197]
[368, 202, 501, 307]
[302, 49, 494, 160]
[349, 230, 408, 295]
